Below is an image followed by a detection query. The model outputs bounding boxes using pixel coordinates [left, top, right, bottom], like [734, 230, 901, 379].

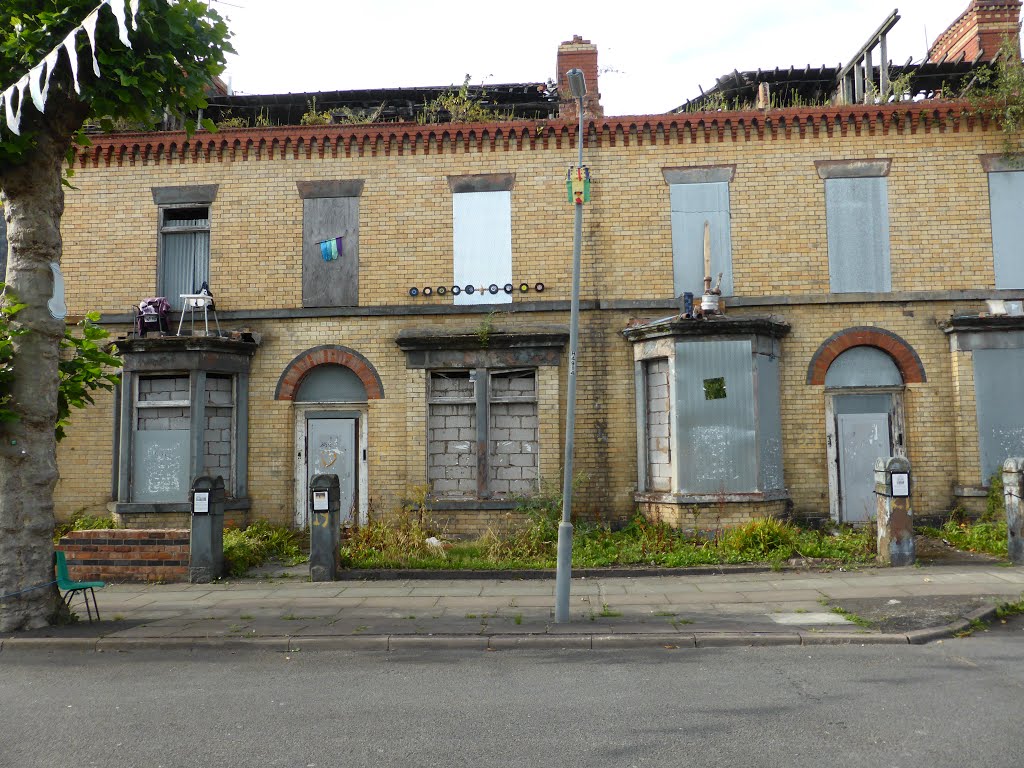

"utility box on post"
[190, 475, 225, 583]
[874, 456, 914, 567]
[309, 474, 341, 582]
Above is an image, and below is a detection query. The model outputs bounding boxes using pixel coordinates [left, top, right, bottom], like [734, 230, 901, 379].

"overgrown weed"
[223, 522, 307, 577]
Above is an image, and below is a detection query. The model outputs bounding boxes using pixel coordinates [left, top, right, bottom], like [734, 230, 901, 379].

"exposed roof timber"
[836, 9, 901, 82]
[673, 57, 988, 112]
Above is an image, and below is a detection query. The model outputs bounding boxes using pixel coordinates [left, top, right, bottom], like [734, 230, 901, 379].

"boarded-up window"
[989, 171, 1024, 289]
[488, 370, 538, 496]
[427, 368, 538, 498]
[974, 348, 1024, 481]
[132, 375, 191, 502]
[159, 207, 210, 310]
[130, 373, 237, 502]
[670, 182, 732, 297]
[427, 372, 478, 497]
[203, 375, 235, 489]
[453, 191, 512, 305]
[825, 177, 891, 293]
[303, 197, 359, 306]
[645, 359, 672, 493]
[675, 340, 757, 494]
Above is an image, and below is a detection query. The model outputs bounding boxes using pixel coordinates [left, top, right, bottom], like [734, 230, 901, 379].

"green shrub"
[928, 519, 1008, 558]
[342, 510, 440, 568]
[222, 522, 307, 577]
[721, 518, 798, 563]
[984, 472, 1005, 522]
[53, 511, 117, 542]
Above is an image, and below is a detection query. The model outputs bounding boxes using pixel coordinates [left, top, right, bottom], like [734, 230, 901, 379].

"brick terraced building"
[35, 1, 1024, 533]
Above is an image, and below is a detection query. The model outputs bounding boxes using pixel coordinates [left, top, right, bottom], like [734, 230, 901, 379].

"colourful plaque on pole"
[566, 166, 591, 204]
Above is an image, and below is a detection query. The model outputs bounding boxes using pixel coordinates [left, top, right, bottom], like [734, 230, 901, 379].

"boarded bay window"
[816, 160, 892, 293]
[114, 336, 256, 518]
[625, 317, 789, 500]
[152, 185, 218, 310]
[297, 180, 364, 307]
[129, 373, 235, 503]
[663, 166, 734, 298]
[986, 169, 1024, 288]
[449, 174, 514, 306]
[427, 368, 538, 498]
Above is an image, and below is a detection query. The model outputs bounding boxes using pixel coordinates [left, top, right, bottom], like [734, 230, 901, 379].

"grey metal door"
[837, 412, 889, 523]
[307, 418, 357, 524]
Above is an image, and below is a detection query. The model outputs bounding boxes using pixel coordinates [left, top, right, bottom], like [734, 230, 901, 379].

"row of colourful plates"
[410, 283, 545, 297]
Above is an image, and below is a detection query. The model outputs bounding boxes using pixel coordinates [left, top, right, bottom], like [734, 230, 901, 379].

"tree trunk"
[0, 100, 86, 631]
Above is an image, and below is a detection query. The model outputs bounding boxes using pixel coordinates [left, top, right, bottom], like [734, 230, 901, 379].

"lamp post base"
[554, 521, 574, 623]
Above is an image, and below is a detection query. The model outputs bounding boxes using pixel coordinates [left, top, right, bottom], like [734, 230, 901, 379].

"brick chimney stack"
[928, 0, 1022, 63]
[557, 36, 603, 120]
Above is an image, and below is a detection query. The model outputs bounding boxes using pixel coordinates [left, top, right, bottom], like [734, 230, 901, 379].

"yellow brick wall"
[951, 349, 981, 486]
[640, 500, 789, 531]
[61, 116, 1007, 318]
[54, 112, 1011, 530]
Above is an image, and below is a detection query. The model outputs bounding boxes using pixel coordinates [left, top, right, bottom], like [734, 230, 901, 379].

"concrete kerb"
[0, 622, 1002, 653]
[905, 604, 1000, 645]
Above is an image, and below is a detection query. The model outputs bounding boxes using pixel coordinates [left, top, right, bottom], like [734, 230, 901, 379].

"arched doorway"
[276, 346, 384, 528]
[292, 365, 368, 529]
[823, 346, 906, 523]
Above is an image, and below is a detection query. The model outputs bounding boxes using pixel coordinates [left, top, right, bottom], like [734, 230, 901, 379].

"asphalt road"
[2, 622, 1022, 768]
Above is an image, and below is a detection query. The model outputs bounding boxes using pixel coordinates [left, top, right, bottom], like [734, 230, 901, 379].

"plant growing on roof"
[300, 96, 332, 126]
[417, 75, 510, 124]
[964, 37, 1024, 154]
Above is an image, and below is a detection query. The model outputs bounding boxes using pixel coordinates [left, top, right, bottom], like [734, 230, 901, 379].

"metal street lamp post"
[555, 68, 587, 624]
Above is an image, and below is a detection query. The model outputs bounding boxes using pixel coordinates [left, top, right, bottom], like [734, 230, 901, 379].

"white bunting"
[82, 10, 101, 78]
[62, 32, 81, 95]
[0, 1, 143, 138]
[2, 76, 30, 136]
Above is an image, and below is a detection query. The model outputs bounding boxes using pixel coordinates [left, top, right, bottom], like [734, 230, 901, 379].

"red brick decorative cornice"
[275, 345, 384, 401]
[807, 326, 927, 386]
[71, 102, 992, 168]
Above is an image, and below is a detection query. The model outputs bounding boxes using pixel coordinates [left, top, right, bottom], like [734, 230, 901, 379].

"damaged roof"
[674, 58, 989, 113]
[203, 82, 559, 126]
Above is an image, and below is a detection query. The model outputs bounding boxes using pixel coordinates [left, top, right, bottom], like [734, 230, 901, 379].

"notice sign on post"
[193, 491, 209, 513]
[313, 491, 329, 511]
[892, 473, 910, 498]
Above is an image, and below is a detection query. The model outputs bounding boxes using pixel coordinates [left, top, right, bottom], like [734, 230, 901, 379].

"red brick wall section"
[275, 345, 384, 401]
[928, 1, 1022, 64]
[806, 327, 927, 385]
[58, 529, 189, 583]
[556, 36, 603, 119]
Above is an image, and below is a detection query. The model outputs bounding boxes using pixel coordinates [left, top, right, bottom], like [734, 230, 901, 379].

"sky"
[215, 1, 1013, 116]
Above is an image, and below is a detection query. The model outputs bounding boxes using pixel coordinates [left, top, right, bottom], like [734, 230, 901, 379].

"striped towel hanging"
[319, 236, 343, 261]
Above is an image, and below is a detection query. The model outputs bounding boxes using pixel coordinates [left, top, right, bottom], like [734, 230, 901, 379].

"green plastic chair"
[54, 551, 105, 622]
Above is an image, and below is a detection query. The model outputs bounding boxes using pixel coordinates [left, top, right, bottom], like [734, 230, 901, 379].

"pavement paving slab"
[5, 563, 1022, 653]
